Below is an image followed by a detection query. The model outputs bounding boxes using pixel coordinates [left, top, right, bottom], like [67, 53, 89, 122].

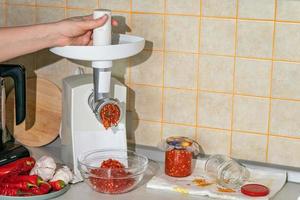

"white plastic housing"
[60, 74, 127, 181]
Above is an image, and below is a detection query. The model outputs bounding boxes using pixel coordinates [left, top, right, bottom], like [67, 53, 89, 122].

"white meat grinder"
[50, 9, 145, 181]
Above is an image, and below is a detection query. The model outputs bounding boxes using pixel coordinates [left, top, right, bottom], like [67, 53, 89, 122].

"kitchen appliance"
[50, 9, 145, 181]
[0, 64, 29, 166]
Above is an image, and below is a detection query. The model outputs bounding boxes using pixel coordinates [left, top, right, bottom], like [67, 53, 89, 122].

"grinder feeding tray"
[50, 9, 145, 181]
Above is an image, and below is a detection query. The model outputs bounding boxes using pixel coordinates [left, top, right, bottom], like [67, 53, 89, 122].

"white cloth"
[147, 160, 286, 200]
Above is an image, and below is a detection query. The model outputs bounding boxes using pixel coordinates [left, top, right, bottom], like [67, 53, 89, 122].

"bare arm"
[0, 15, 116, 62]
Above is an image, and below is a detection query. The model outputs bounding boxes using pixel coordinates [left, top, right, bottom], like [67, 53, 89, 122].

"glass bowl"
[78, 149, 148, 194]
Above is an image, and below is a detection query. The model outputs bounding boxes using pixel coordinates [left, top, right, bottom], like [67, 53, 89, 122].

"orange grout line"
[64, 0, 67, 18]
[130, 82, 300, 102]
[4, 2, 300, 24]
[266, 0, 278, 163]
[229, 0, 239, 157]
[194, 0, 202, 141]
[136, 118, 300, 141]
[159, 0, 167, 142]
[143, 49, 300, 65]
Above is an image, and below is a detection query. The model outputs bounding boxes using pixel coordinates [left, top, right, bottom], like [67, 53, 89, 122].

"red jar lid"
[241, 184, 270, 197]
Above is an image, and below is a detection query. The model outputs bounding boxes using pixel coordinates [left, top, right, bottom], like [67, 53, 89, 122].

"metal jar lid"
[162, 136, 200, 154]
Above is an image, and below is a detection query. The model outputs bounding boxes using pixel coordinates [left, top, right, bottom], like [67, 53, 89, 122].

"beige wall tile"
[275, 22, 300, 61]
[198, 92, 232, 129]
[164, 52, 198, 89]
[36, 0, 65, 6]
[277, 0, 300, 22]
[67, 9, 92, 17]
[199, 55, 234, 93]
[202, 0, 237, 17]
[162, 123, 195, 140]
[36, 7, 65, 23]
[166, 15, 199, 52]
[132, 0, 164, 13]
[131, 14, 164, 50]
[233, 95, 269, 133]
[129, 85, 162, 121]
[101, 0, 130, 11]
[7, 5, 35, 26]
[5, 53, 36, 78]
[272, 61, 300, 100]
[237, 20, 273, 59]
[200, 18, 235, 55]
[67, 0, 98, 8]
[166, 0, 200, 15]
[238, 0, 275, 20]
[197, 128, 230, 155]
[270, 99, 300, 137]
[128, 120, 161, 147]
[268, 136, 300, 167]
[163, 88, 197, 125]
[0, 4, 4, 26]
[7, 0, 35, 5]
[232, 132, 267, 162]
[131, 50, 163, 86]
[35, 49, 74, 88]
[235, 58, 271, 97]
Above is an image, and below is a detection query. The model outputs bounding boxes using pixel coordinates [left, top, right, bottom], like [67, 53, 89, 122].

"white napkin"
[147, 160, 286, 200]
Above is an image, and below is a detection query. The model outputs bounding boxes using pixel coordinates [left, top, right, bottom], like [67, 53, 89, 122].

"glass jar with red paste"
[163, 136, 200, 177]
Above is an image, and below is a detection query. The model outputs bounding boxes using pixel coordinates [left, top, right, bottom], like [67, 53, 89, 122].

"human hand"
[51, 15, 118, 47]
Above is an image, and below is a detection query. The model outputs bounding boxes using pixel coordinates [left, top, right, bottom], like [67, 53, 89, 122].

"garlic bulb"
[30, 156, 57, 181]
[51, 166, 73, 184]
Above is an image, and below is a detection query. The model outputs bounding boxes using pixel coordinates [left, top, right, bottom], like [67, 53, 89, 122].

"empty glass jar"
[204, 154, 250, 189]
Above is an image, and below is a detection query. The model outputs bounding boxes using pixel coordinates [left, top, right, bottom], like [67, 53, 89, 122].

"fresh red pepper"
[0, 187, 22, 196]
[0, 182, 36, 190]
[0, 157, 35, 178]
[5, 175, 43, 186]
[49, 180, 65, 191]
[29, 182, 51, 195]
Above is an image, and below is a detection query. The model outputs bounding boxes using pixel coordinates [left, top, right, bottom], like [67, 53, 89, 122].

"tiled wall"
[2, 0, 300, 168]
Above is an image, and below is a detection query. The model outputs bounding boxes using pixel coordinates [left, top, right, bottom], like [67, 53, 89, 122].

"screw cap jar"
[204, 154, 250, 189]
[162, 136, 200, 177]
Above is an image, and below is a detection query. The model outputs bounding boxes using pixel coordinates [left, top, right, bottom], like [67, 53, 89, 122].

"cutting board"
[6, 77, 62, 147]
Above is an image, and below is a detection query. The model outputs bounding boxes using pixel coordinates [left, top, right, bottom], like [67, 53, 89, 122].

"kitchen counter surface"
[50, 167, 300, 200]
[28, 140, 300, 200]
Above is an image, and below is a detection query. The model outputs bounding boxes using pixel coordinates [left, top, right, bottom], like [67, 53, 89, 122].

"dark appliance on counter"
[0, 64, 29, 166]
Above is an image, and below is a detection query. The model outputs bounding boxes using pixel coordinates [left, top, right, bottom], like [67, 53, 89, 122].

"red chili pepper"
[5, 175, 43, 186]
[0, 186, 32, 196]
[29, 182, 51, 195]
[49, 180, 65, 191]
[0, 182, 36, 190]
[0, 157, 35, 178]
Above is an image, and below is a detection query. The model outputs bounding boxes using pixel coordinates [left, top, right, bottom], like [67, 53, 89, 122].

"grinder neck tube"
[92, 9, 112, 101]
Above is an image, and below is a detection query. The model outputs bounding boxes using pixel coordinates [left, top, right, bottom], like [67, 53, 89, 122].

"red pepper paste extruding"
[165, 149, 192, 177]
[89, 159, 135, 194]
[100, 103, 121, 129]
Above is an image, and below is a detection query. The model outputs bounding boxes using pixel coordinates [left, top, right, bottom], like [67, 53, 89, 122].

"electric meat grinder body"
[50, 9, 145, 181]
[60, 74, 127, 181]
